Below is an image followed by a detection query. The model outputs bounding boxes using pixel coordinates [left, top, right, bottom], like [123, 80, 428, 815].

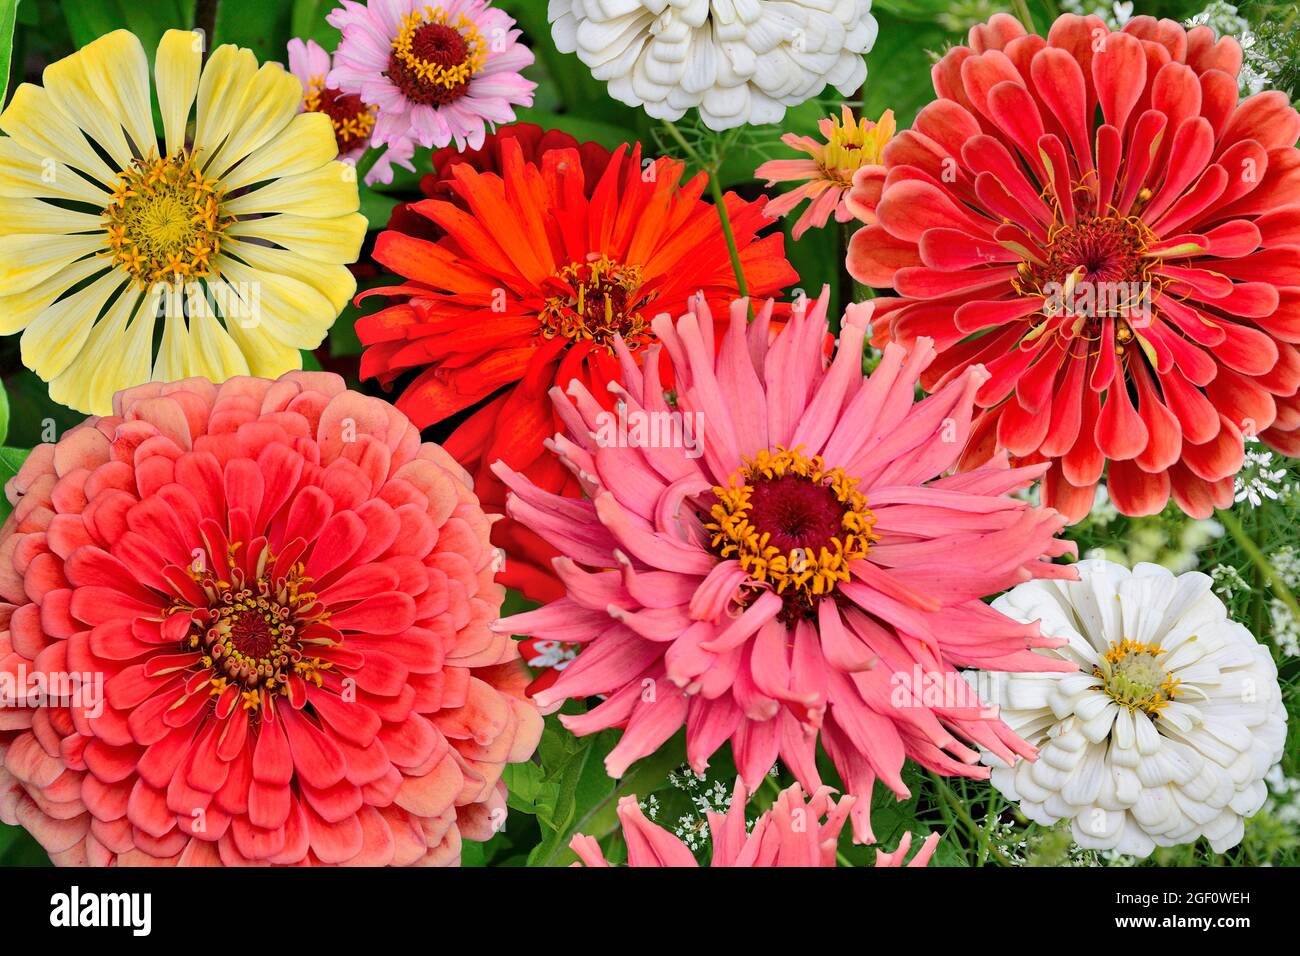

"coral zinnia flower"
[978, 560, 1286, 856]
[327, 0, 536, 153]
[571, 779, 938, 867]
[846, 13, 1300, 521]
[358, 136, 796, 602]
[757, 107, 896, 240]
[492, 290, 1077, 843]
[386, 121, 613, 243]
[0, 373, 541, 865]
[549, 0, 878, 130]
[0, 29, 364, 415]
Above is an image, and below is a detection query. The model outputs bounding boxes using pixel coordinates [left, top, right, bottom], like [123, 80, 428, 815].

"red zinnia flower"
[0, 373, 541, 865]
[358, 137, 797, 601]
[386, 122, 614, 243]
[847, 13, 1300, 520]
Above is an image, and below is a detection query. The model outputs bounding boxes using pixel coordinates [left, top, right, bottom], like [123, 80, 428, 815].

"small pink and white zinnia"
[493, 290, 1079, 843]
[326, 0, 536, 153]
[571, 779, 939, 867]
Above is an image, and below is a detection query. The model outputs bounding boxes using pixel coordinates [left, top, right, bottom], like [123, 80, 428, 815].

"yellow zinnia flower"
[0, 29, 365, 413]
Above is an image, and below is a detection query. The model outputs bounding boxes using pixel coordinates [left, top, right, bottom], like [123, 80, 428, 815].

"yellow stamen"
[704, 446, 878, 611]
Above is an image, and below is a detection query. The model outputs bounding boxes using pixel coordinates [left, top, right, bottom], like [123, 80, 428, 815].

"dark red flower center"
[387, 13, 485, 106]
[705, 447, 877, 619]
[539, 254, 656, 351]
[304, 81, 376, 154]
[172, 539, 335, 715]
[745, 475, 848, 555]
[1016, 215, 1157, 295]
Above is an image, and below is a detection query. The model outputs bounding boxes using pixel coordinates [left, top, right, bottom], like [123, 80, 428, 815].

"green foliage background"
[0, 0, 1296, 867]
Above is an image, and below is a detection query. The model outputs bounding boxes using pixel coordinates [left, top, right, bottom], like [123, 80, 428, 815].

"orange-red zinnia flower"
[848, 13, 1300, 521]
[358, 137, 796, 601]
[0, 373, 541, 865]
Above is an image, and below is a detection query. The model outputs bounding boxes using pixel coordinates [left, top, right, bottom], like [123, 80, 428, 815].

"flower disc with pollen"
[388, 7, 486, 106]
[706, 447, 876, 616]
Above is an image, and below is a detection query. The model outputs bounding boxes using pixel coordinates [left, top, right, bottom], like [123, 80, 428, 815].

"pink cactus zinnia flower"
[493, 290, 1078, 843]
[0, 372, 541, 866]
[571, 778, 939, 867]
[847, 13, 1300, 522]
[326, 0, 536, 153]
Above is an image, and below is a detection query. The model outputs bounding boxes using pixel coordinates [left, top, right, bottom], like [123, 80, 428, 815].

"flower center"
[539, 254, 655, 351]
[305, 77, 377, 154]
[1014, 214, 1157, 300]
[1094, 638, 1183, 718]
[387, 7, 486, 106]
[705, 446, 877, 617]
[102, 151, 231, 287]
[173, 542, 333, 715]
[820, 108, 894, 183]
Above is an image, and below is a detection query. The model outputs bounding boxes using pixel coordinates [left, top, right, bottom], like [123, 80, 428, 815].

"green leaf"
[0, 445, 32, 525]
[212, 0, 291, 60]
[0, 377, 10, 447]
[0, 0, 19, 106]
[63, 1, 194, 52]
[290, 0, 340, 49]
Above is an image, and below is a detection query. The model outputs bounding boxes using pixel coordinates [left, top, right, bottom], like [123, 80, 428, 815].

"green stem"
[928, 773, 1014, 867]
[661, 120, 749, 299]
[353, 147, 382, 186]
[1010, 0, 1037, 32]
[1217, 505, 1300, 623]
[539, 774, 637, 868]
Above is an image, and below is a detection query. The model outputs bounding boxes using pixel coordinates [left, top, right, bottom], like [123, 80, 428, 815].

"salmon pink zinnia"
[0, 373, 541, 865]
[570, 779, 939, 867]
[847, 13, 1300, 522]
[494, 290, 1077, 843]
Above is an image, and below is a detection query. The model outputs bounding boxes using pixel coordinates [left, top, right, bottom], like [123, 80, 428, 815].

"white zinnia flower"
[976, 560, 1287, 857]
[548, 0, 877, 129]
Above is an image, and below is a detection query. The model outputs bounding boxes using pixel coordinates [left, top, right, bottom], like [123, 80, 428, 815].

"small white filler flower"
[976, 559, 1287, 857]
[548, 0, 878, 129]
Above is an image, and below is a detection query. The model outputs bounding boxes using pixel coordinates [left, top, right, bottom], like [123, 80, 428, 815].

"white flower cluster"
[548, 0, 878, 129]
[976, 560, 1287, 857]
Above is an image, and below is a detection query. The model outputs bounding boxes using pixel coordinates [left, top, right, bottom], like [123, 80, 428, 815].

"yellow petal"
[75, 30, 156, 160]
[0, 197, 103, 236]
[0, 138, 110, 205]
[194, 44, 259, 164]
[225, 320, 302, 379]
[155, 30, 203, 158]
[217, 111, 338, 192]
[41, 42, 134, 168]
[0, 233, 103, 297]
[206, 64, 304, 179]
[20, 268, 128, 381]
[0, 84, 118, 186]
[150, 283, 195, 382]
[189, 306, 252, 382]
[229, 212, 367, 264]
[0, 256, 105, 335]
[224, 238, 356, 312]
[47, 287, 148, 414]
[223, 161, 360, 219]
[213, 256, 335, 349]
